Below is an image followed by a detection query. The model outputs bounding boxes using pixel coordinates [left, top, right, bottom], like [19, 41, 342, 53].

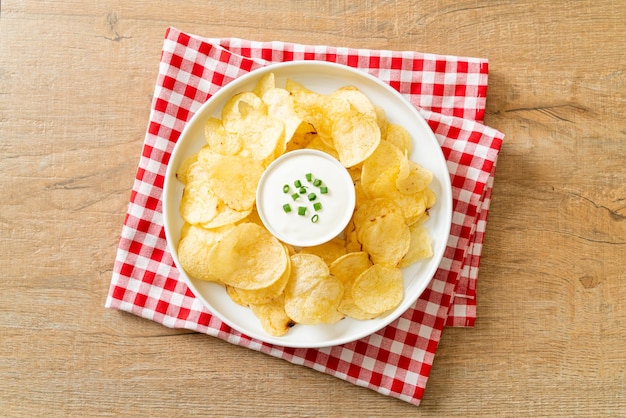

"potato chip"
[384, 123, 413, 155]
[201, 202, 251, 229]
[196, 145, 224, 169]
[398, 224, 433, 268]
[343, 219, 362, 253]
[204, 117, 242, 156]
[253, 72, 275, 98]
[239, 115, 285, 163]
[330, 86, 377, 120]
[300, 237, 347, 266]
[206, 155, 264, 211]
[180, 181, 220, 225]
[331, 109, 381, 167]
[285, 254, 329, 295]
[352, 264, 404, 315]
[361, 140, 404, 197]
[221, 91, 266, 132]
[262, 87, 303, 143]
[286, 122, 316, 151]
[231, 256, 291, 305]
[176, 153, 198, 184]
[249, 295, 295, 337]
[284, 254, 344, 325]
[374, 105, 388, 140]
[396, 155, 433, 195]
[353, 197, 410, 266]
[207, 222, 288, 290]
[177, 224, 234, 282]
[329, 251, 372, 287]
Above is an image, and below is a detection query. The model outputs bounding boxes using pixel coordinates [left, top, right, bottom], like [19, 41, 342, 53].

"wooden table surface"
[2, 1, 625, 416]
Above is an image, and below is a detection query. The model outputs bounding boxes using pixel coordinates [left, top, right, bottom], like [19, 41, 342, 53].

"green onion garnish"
[319, 186, 328, 194]
[313, 179, 322, 187]
[306, 173, 313, 182]
[291, 193, 300, 201]
[311, 214, 319, 223]
[313, 202, 322, 211]
[294, 179, 302, 188]
[283, 204, 292, 213]
[283, 184, 290, 193]
[297, 206, 307, 216]
[307, 193, 316, 201]
[299, 187, 307, 194]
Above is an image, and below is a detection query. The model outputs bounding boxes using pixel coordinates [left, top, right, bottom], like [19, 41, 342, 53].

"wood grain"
[1, 0, 625, 416]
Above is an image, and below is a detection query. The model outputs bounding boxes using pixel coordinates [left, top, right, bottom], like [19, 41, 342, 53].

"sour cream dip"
[256, 149, 356, 247]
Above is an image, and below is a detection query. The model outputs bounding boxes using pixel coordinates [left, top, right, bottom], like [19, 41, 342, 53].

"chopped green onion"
[311, 214, 319, 223]
[294, 179, 302, 188]
[291, 193, 300, 201]
[305, 173, 313, 182]
[313, 202, 322, 211]
[283, 204, 292, 213]
[299, 187, 307, 194]
[319, 186, 328, 194]
[297, 206, 307, 216]
[283, 184, 290, 193]
[307, 193, 316, 201]
[313, 179, 322, 187]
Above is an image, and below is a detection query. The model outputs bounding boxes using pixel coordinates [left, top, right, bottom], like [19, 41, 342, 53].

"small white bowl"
[256, 149, 356, 248]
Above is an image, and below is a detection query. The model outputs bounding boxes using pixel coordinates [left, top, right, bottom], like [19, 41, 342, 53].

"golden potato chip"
[253, 72, 275, 98]
[374, 105, 388, 140]
[176, 153, 198, 184]
[353, 197, 410, 266]
[330, 86, 377, 120]
[177, 224, 234, 282]
[284, 277, 344, 325]
[249, 295, 295, 337]
[331, 109, 381, 167]
[299, 237, 347, 266]
[221, 91, 266, 132]
[305, 134, 339, 159]
[285, 254, 329, 295]
[284, 253, 344, 325]
[204, 117, 242, 156]
[385, 123, 413, 155]
[398, 224, 433, 268]
[352, 264, 404, 315]
[185, 160, 212, 184]
[396, 155, 433, 195]
[196, 145, 223, 169]
[200, 202, 251, 229]
[286, 122, 316, 151]
[329, 251, 372, 287]
[180, 181, 220, 225]
[207, 222, 288, 290]
[232, 256, 291, 305]
[237, 114, 285, 162]
[262, 87, 303, 143]
[423, 187, 436, 209]
[343, 219, 362, 253]
[225, 285, 247, 306]
[206, 155, 264, 211]
[361, 140, 404, 197]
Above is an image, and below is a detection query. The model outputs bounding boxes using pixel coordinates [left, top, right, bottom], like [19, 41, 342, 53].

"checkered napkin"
[105, 27, 504, 405]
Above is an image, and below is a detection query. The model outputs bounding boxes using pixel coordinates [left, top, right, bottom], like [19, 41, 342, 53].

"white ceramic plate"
[163, 61, 452, 348]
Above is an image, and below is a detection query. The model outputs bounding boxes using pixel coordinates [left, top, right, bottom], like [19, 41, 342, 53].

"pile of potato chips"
[175, 72, 436, 336]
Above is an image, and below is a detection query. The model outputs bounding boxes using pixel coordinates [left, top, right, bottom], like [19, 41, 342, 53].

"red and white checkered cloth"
[106, 27, 504, 405]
